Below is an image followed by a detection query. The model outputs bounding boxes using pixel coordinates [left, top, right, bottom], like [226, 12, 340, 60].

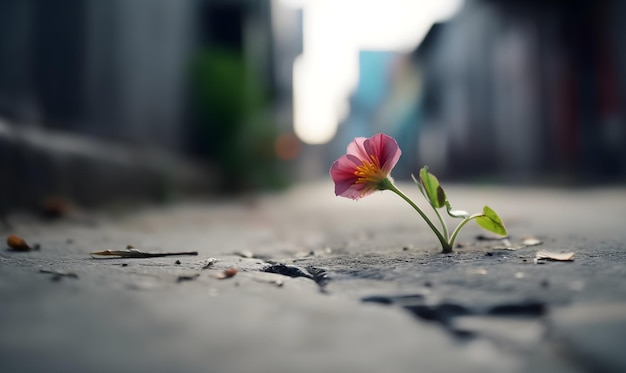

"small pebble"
[202, 258, 219, 269]
[522, 237, 542, 247]
[215, 267, 238, 279]
[121, 263, 128, 267]
[175, 260, 181, 265]
[7, 235, 31, 251]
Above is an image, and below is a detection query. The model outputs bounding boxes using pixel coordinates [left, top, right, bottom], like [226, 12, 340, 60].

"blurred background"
[1, 0, 625, 212]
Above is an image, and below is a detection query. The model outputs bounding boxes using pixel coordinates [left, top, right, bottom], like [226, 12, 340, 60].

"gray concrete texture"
[1, 181, 626, 373]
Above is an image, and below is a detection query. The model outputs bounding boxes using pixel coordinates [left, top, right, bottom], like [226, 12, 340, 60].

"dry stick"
[90, 250, 198, 259]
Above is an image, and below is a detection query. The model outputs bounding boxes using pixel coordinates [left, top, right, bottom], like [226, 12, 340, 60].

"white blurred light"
[285, 0, 464, 144]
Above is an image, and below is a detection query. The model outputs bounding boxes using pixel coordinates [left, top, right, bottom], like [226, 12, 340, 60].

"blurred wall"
[0, 0, 193, 147]
[413, 0, 626, 182]
[0, 0, 295, 212]
[0, 0, 206, 213]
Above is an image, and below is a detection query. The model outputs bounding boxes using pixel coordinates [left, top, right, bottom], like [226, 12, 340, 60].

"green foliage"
[406, 166, 506, 253]
[475, 206, 507, 236]
[189, 47, 287, 192]
[419, 167, 445, 208]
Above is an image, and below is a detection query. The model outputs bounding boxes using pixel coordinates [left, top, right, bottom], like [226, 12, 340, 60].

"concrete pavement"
[1, 181, 625, 372]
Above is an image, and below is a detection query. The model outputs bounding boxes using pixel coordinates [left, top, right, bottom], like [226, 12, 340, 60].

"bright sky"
[280, 0, 464, 144]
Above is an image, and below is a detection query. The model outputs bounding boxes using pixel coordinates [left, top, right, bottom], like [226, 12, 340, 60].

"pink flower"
[330, 133, 401, 200]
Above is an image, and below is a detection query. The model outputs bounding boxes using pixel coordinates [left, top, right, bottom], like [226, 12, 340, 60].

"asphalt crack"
[261, 263, 330, 292]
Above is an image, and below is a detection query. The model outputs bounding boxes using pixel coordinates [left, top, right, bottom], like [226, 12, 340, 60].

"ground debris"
[177, 274, 200, 283]
[39, 269, 78, 281]
[522, 237, 543, 247]
[536, 250, 575, 262]
[201, 258, 220, 269]
[6, 235, 32, 252]
[90, 245, 198, 259]
[214, 267, 238, 279]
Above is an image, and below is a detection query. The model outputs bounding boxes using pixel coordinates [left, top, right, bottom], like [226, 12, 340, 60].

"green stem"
[448, 214, 481, 249]
[431, 203, 449, 241]
[385, 182, 452, 253]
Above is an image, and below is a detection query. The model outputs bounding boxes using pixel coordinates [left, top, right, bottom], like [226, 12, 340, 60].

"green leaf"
[419, 167, 445, 208]
[475, 206, 507, 236]
[436, 186, 446, 208]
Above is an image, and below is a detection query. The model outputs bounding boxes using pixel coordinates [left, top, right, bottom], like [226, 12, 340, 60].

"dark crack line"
[261, 263, 330, 292]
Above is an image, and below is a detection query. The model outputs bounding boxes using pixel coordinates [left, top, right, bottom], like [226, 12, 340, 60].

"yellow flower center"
[354, 155, 386, 186]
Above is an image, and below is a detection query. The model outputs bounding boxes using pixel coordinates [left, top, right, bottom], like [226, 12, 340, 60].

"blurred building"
[0, 0, 300, 212]
[2, 0, 623, 216]
[412, 0, 626, 182]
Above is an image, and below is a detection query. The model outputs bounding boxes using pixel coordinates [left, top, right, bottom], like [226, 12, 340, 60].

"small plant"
[330, 133, 506, 253]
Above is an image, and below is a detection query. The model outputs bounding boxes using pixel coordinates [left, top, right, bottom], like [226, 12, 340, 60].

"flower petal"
[346, 137, 370, 161]
[330, 155, 371, 199]
[330, 133, 401, 200]
[370, 133, 401, 173]
[337, 182, 370, 200]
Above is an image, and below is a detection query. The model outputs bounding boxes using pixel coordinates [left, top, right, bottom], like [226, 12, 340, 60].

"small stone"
[6, 235, 31, 252]
[175, 260, 181, 265]
[202, 258, 219, 269]
[215, 267, 238, 280]
[522, 237, 542, 247]
[536, 250, 575, 262]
